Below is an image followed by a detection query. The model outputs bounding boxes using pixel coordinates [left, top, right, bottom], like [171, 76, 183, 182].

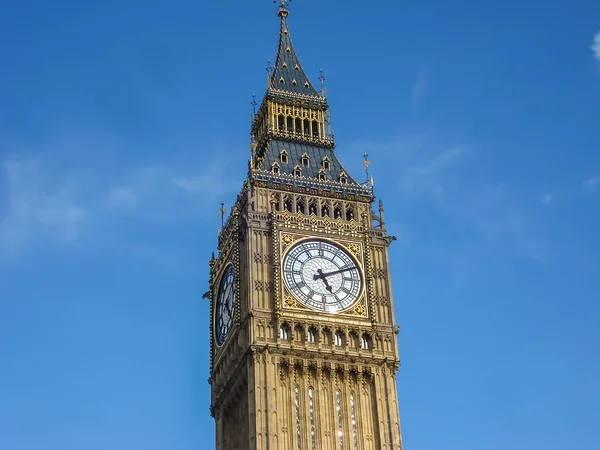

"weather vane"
[318, 68, 326, 97]
[219, 202, 226, 229]
[363, 152, 371, 182]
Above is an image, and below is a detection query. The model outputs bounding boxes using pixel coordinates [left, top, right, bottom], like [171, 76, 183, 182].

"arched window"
[286, 116, 293, 132]
[303, 119, 310, 136]
[321, 204, 330, 218]
[322, 156, 331, 171]
[284, 197, 293, 212]
[334, 204, 342, 219]
[339, 171, 348, 184]
[301, 153, 310, 167]
[318, 168, 327, 181]
[295, 117, 301, 134]
[278, 115, 285, 131]
[335, 331, 344, 347]
[312, 121, 320, 137]
[280, 149, 288, 163]
[346, 205, 355, 221]
[308, 200, 317, 216]
[280, 324, 291, 340]
[307, 327, 317, 343]
[361, 333, 372, 350]
[296, 198, 306, 214]
[272, 162, 280, 174]
[294, 165, 302, 177]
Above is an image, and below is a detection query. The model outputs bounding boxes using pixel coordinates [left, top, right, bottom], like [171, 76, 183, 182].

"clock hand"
[317, 266, 357, 279]
[313, 269, 334, 293]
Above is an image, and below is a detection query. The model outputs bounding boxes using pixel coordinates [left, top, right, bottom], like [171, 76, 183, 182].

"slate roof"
[260, 140, 358, 184]
[270, 6, 320, 97]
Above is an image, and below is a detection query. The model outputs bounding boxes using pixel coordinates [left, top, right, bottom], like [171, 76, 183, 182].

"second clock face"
[283, 239, 363, 313]
[215, 263, 236, 346]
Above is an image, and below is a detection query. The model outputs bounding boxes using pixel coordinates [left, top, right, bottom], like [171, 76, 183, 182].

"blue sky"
[1, 0, 599, 448]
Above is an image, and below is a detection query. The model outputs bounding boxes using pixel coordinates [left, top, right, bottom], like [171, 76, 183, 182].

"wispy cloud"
[0, 158, 86, 256]
[584, 176, 600, 189]
[592, 31, 600, 63]
[108, 187, 139, 208]
[353, 134, 549, 264]
[0, 148, 240, 258]
[541, 193, 553, 205]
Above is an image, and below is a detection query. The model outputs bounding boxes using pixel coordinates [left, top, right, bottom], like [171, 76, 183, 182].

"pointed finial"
[363, 152, 371, 183]
[276, 0, 291, 17]
[378, 199, 385, 229]
[318, 68, 326, 97]
[251, 93, 257, 116]
[219, 202, 226, 229]
[266, 59, 273, 76]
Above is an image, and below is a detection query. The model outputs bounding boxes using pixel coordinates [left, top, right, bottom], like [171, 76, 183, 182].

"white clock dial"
[215, 264, 236, 346]
[282, 239, 363, 313]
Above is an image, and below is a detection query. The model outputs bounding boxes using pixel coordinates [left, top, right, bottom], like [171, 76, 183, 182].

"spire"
[270, 2, 320, 97]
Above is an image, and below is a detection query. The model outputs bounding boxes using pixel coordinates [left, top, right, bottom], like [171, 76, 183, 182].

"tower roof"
[270, 4, 320, 97]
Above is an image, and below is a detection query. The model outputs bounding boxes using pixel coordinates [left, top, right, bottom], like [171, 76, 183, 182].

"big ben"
[207, 2, 403, 449]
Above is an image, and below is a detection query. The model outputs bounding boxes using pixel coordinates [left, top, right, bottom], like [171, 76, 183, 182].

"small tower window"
[322, 204, 330, 218]
[307, 327, 317, 343]
[292, 79, 297, 85]
[279, 77, 285, 84]
[312, 121, 320, 138]
[295, 64, 300, 70]
[280, 324, 291, 340]
[282, 62, 288, 68]
[308, 199, 317, 216]
[346, 205, 355, 221]
[280, 149, 288, 163]
[361, 333, 372, 350]
[284, 197, 293, 212]
[334, 204, 342, 219]
[286, 47, 291, 53]
[339, 171, 348, 184]
[272, 162, 280, 174]
[318, 168, 327, 181]
[335, 331, 344, 347]
[296, 198, 305, 214]
[304, 81, 309, 88]
[322, 157, 331, 171]
[301, 153, 310, 167]
[294, 165, 302, 177]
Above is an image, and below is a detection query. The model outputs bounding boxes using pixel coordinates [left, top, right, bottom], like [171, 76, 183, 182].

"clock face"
[215, 264, 236, 346]
[282, 239, 363, 313]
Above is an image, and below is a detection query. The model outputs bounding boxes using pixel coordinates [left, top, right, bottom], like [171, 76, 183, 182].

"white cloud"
[585, 176, 600, 189]
[172, 165, 238, 198]
[108, 187, 139, 208]
[359, 134, 548, 263]
[541, 193, 553, 205]
[592, 31, 600, 63]
[0, 158, 86, 255]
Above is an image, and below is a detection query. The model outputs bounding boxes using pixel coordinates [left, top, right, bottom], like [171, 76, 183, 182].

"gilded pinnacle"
[277, 0, 290, 18]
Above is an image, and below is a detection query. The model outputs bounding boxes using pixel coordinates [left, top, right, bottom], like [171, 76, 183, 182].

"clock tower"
[208, 3, 403, 449]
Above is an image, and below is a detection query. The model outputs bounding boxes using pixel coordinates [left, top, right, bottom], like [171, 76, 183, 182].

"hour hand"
[313, 269, 333, 292]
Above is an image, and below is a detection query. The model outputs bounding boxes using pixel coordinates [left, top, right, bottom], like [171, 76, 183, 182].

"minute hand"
[316, 266, 357, 279]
